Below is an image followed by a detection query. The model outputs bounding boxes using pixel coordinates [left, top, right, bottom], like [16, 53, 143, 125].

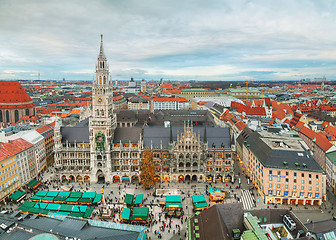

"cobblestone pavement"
[3, 164, 336, 239]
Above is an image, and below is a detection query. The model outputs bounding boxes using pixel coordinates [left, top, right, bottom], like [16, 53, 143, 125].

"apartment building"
[243, 131, 325, 206]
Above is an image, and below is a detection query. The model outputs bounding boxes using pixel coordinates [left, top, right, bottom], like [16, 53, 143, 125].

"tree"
[140, 147, 156, 189]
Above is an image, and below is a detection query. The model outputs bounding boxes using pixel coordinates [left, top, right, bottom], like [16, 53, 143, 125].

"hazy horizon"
[1, 0, 336, 81]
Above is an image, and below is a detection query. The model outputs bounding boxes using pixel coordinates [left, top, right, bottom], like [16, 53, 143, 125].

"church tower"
[89, 34, 117, 183]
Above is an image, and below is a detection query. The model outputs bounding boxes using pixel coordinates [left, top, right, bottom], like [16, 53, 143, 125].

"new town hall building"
[54, 36, 233, 184]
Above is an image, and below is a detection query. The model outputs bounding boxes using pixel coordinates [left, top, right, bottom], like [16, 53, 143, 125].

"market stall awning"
[58, 191, 71, 198]
[36, 191, 48, 197]
[72, 205, 87, 213]
[134, 194, 143, 205]
[166, 195, 181, 203]
[34, 202, 48, 209]
[124, 194, 134, 205]
[208, 187, 220, 194]
[70, 192, 82, 198]
[9, 190, 26, 201]
[194, 202, 208, 209]
[130, 207, 149, 221]
[192, 195, 206, 204]
[78, 198, 93, 204]
[121, 208, 131, 220]
[65, 197, 79, 203]
[69, 212, 84, 218]
[83, 208, 94, 218]
[46, 203, 60, 211]
[92, 194, 102, 204]
[59, 204, 74, 212]
[46, 191, 59, 197]
[30, 196, 43, 201]
[27, 179, 41, 189]
[82, 192, 96, 199]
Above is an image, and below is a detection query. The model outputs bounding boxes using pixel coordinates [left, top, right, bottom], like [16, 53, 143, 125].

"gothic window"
[103, 76, 106, 84]
[193, 162, 198, 167]
[186, 162, 191, 167]
[186, 154, 190, 159]
[6, 110, 9, 122]
[96, 110, 99, 116]
[0, 110, 2, 122]
[179, 162, 184, 168]
[179, 154, 183, 160]
[193, 154, 198, 160]
[97, 162, 102, 167]
[25, 109, 29, 116]
[95, 132, 105, 152]
[14, 110, 19, 123]
[101, 110, 104, 116]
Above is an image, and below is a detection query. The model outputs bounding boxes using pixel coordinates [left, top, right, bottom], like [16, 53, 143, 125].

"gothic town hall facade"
[54, 36, 234, 184]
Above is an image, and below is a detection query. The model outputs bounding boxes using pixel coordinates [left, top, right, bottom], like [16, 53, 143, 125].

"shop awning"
[72, 205, 87, 213]
[27, 179, 41, 189]
[208, 187, 220, 194]
[92, 194, 102, 204]
[121, 208, 131, 220]
[30, 196, 43, 201]
[82, 192, 96, 199]
[166, 195, 181, 203]
[69, 212, 84, 218]
[192, 195, 206, 204]
[9, 190, 26, 201]
[36, 191, 48, 197]
[58, 191, 71, 198]
[46, 191, 59, 197]
[124, 194, 134, 205]
[46, 203, 60, 211]
[130, 207, 149, 221]
[34, 202, 48, 209]
[70, 192, 82, 198]
[134, 194, 143, 205]
[59, 204, 74, 212]
[65, 197, 79, 203]
[83, 208, 94, 218]
[78, 198, 93, 204]
[194, 202, 208, 209]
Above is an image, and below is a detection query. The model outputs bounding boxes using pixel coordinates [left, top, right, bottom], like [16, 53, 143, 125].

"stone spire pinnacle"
[99, 34, 106, 59]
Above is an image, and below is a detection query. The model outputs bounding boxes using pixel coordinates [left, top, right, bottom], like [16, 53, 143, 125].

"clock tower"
[89, 34, 117, 183]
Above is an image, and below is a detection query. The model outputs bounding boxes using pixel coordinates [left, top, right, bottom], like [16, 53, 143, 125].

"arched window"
[179, 162, 184, 168]
[25, 109, 29, 116]
[193, 154, 198, 159]
[179, 154, 184, 160]
[193, 162, 198, 167]
[186, 162, 191, 168]
[6, 110, 9, 122]
[186, 154, 190, 159]
[14, 110, 19, 123]
[0, 110, 2, 122]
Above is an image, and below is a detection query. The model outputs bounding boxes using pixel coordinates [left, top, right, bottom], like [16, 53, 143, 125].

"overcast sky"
[1, 0, 336, 81]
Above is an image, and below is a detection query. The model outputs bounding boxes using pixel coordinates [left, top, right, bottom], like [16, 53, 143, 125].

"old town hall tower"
[89, 34, 117, 183]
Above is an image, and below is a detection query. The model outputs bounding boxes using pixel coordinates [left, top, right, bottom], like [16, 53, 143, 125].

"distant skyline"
[1, 0, 336, 81]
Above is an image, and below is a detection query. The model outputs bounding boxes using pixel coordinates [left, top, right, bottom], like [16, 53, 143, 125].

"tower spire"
[99, 34, 106, 58]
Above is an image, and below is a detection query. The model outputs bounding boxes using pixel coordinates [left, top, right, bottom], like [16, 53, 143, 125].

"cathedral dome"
[0, 81, 35, 109]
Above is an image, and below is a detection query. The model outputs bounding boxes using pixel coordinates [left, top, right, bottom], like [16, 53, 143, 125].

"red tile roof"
[153, 97, 188, 102]
[0, 138, 33, 161]
[299, 126, 333, 152]
[0, 81, 35, 109]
